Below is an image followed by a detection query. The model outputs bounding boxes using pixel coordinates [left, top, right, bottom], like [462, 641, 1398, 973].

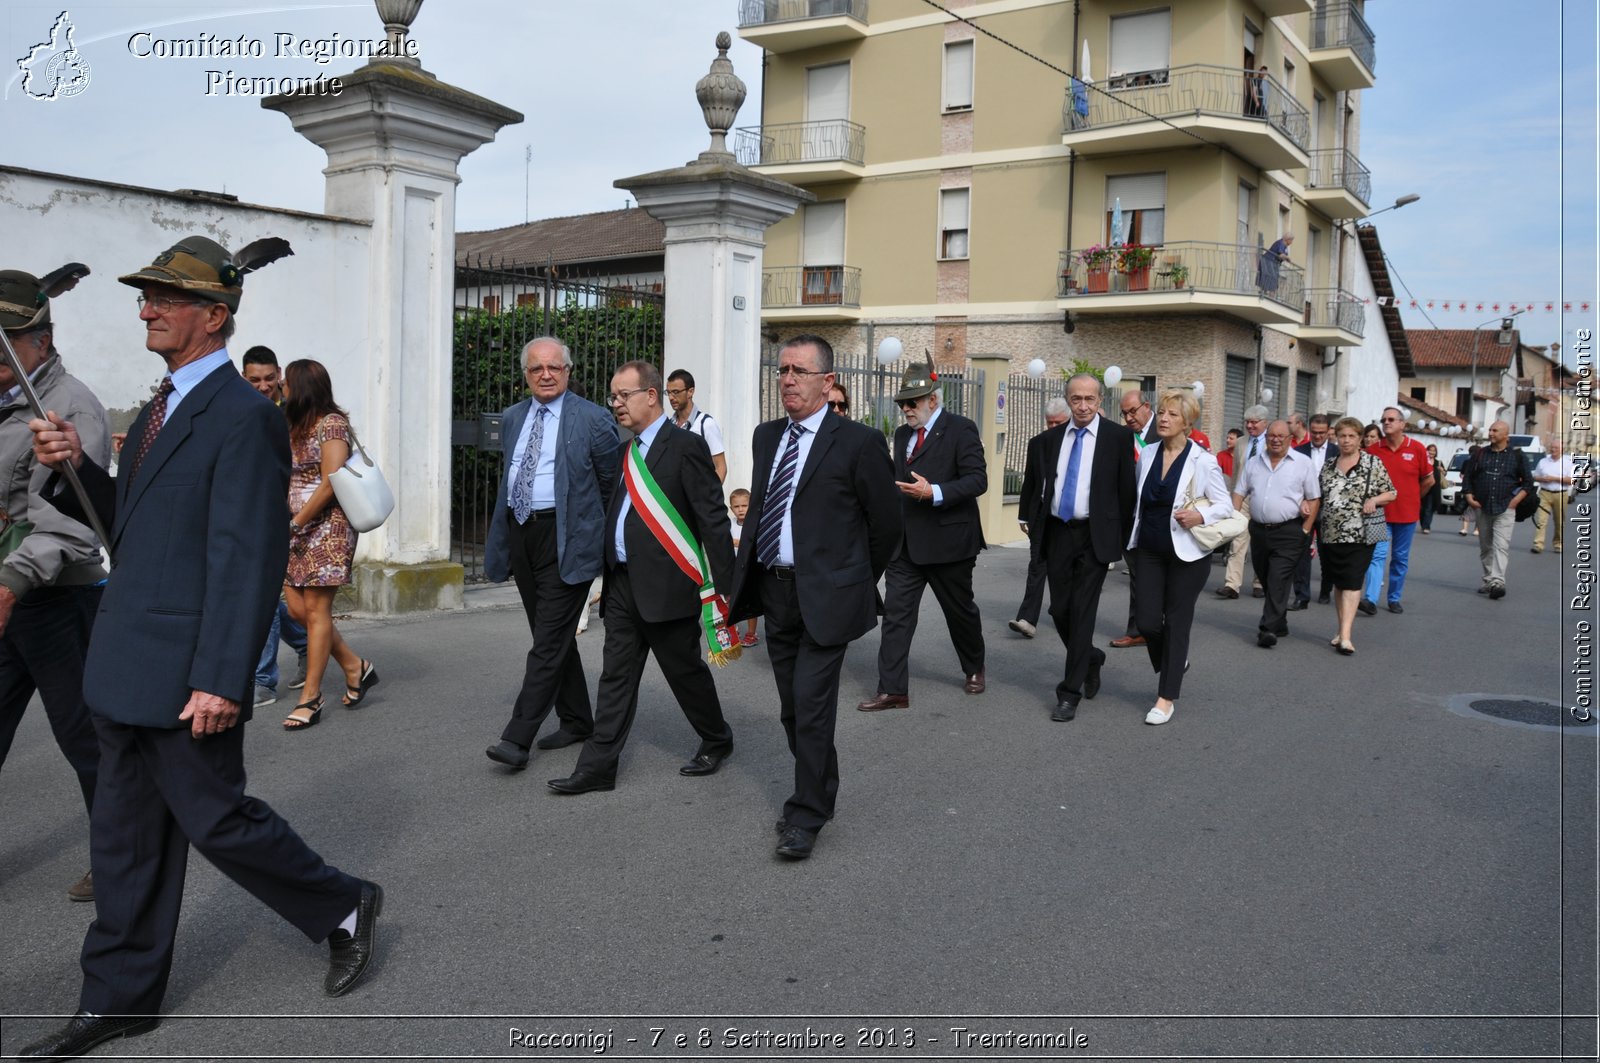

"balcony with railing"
[1309, 2, 1376, 90]
[1255, 0, 1314, 15]
[761, 265, 862, 321]
[1055, 241, 1306, 325]
[1296, 288, 1366, 346]
[1062, 63, 1311, 170]
[1303, 148, 1371, 217]
[733, 120, 867, 182]
[736, 0, 868, 51]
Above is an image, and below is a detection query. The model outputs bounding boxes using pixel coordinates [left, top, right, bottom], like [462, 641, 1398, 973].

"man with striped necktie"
[728, 335, 900, 861]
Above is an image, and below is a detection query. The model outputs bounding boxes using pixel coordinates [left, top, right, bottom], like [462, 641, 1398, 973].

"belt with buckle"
[514, 507, 558, 522]
[765, 565, 796, 581]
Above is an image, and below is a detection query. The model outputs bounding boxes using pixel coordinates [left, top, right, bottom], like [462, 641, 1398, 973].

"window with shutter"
[1225, 357, 1252, 430]
[1105, 173, 1166, 246]
[802, 201, 846, 304]
[943, 41, 974, 111]
[1109, 11, 1171, 83]
[940, 188, 970, 260]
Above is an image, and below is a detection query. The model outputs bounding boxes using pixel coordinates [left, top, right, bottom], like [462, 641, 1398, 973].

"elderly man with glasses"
[1359, 406, 1435, 615]
[857, 356, 990, 711]
[1232, 420, 1321, 648]
[484, 337, 620, 769]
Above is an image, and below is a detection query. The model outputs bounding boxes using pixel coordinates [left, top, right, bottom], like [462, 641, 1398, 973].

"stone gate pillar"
[263, 4, 521, 613]
[615, 33, 812, 494]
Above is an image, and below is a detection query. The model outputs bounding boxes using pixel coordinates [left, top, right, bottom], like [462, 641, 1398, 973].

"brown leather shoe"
[67, 870, 93, 902]
[963, 673, 985, 694]
[857, 693, 910, 712]
[1109, 635, 1146, 648]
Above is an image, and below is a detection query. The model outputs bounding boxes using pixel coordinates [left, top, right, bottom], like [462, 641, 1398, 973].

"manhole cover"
[1447, 693, 1596, 733]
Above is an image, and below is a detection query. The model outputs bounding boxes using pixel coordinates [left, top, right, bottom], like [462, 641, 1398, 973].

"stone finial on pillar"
[695, 32, 746, 163]
[374, 0, 424, 67]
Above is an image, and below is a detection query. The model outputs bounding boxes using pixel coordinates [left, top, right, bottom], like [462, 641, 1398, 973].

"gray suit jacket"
[484, 391, 621, 585]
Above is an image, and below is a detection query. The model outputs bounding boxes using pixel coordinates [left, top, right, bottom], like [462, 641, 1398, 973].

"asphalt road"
[2, 516, 1593, 1062]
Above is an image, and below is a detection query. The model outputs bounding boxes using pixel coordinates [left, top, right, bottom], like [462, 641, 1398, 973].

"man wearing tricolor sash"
[547, 361, 738, 795]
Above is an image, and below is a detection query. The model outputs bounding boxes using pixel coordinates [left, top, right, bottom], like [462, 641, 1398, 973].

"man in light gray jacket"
[0, 265, 111, 902]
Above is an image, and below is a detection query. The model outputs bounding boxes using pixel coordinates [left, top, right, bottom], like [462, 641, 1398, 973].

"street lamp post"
[1468, 310, 1522, 436]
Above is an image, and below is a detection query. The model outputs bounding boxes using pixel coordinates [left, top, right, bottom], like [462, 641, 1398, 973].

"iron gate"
[452, 257, 664, 581]
[757, 343, 985, 443]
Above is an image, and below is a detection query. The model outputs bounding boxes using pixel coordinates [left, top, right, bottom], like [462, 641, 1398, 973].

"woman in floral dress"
[1319, 417, 1396, 656]
[281, 359, 378, 729]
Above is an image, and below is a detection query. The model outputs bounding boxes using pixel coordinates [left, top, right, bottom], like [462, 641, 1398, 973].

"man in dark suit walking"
[728, 335, 900, 861]
[22, 236, 380, 1060]
[1017, 372, 1136, 722]
[858, 357, 988, 711]
[484, 337, 620, 769]
[547, 360, 736, 794]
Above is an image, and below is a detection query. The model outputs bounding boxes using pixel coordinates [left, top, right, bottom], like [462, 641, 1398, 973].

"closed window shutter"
[803, 201, 845, 265]
[1295, 372, 1316, 417]
[1110, 11, 1171, 77]
[806, 63, 850, 123]
[941, 189, 970, 258]
[1265, 366, 1286, 419]
[944, 41, 974, 109]
[1225, 357, 1251, 431]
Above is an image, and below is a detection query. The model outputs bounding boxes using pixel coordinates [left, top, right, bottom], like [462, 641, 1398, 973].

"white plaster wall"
[1333, 251, 1400, 423]
[0, 168, 371, 429]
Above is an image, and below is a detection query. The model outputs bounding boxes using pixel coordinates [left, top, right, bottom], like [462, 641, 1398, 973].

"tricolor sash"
[621, 442, 742, 666]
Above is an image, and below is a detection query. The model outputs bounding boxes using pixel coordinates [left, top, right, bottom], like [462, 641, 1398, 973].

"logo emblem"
[17, 11, 92, 101]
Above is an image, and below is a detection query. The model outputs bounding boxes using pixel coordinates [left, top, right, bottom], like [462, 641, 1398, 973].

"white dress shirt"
[505, 390, 566, 508]
[612, 412, 668, 564]
[1234, 447, 1321, 523]
[1050, 417, 1099, 519]
[764, 404, 829, 567]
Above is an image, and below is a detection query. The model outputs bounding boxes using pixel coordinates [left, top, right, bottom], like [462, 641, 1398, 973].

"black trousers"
[572, 566, 733, 781]
[1014, 550, 1049, 626]
[875, 553, 984, 693]
[79, 716, 360, 1014]
[1132, 548, 1211, 701]
[1122, 548, 1142, 636]
[502, 512, 595, 749]
[1250, 520, 1309, 637]
[760, 569, 847, 833]
[1293, 524, 1329, 602]
[0, 584, 101, 812]
[1044, 518, 1109, 705]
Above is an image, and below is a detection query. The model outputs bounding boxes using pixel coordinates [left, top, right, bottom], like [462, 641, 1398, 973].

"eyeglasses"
[665, 388, 688, 398]
[896, 399, 924, 410]
[524, 363, 568, 378]
[135, 294, 204, 313]
[606, 387, 650, 405]
[1120, 402, 1148, 420]
[775, 365, 825, 379]
[829, 401, 849, 412]
[1381, 415, 1403, 423]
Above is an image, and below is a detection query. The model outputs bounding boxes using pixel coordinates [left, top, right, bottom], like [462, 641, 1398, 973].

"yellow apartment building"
[736, 0, 1378, 437]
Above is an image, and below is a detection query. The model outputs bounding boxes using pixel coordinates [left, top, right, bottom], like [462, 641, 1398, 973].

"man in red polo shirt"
[1361, 406, 1435, 614]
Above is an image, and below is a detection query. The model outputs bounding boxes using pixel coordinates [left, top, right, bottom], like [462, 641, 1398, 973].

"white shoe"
[1145, 704, 1174, 725]
[1008, 618, 1036, 638]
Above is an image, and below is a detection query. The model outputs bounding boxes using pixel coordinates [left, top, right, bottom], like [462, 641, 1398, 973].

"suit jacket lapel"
[117, 367, 227, 533]
[906, 417, 945, 465]
[794, 411, 837, 495]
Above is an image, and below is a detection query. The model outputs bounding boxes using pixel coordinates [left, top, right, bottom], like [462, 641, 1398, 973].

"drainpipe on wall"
[1064, 0, 1082, 262]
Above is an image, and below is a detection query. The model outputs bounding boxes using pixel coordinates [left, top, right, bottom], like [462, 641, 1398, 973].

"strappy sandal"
[1337, 640, 1356, 656]
[284, 695, 323, 731]
[342, 660, 380, 708]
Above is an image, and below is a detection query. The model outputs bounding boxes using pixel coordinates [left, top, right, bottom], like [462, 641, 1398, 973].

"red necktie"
[127, 378, 176, 479]
[913, 427, 926, 457]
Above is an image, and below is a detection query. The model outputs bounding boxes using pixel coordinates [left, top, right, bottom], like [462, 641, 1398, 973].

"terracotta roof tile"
[1406, 328, 1521, 369]
[457, 208, 664, 268]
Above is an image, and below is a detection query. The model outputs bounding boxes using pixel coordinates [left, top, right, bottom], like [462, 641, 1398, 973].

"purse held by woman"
[1183, 478, 1248, 551]
[328, 426, 394, 533]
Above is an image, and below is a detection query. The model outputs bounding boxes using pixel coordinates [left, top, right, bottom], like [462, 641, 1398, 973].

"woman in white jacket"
[1125, 391, 1235, 724]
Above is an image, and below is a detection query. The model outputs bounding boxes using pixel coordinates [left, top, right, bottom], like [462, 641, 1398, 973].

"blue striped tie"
[756, 423, 805, 567]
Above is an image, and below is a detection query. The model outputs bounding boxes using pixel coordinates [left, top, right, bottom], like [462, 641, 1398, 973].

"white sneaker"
[1008, 618, 1036, 638]
[1144, 704, 1174, 725]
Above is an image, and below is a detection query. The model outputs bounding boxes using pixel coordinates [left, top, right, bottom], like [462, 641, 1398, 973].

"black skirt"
[1320, 541, 1376, 590]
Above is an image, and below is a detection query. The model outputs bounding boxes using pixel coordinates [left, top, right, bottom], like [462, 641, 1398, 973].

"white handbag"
[1184, 477, 1247, 551]
[328, 426, 394, 533]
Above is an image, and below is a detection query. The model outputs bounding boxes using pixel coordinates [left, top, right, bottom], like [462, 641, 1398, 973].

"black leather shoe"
[19, 1011, 159, 1058]
[1488, 583, 1506, 600]
[775, 825, 817, 860]
[857, 692, 910, 712]
[1257, 631, 1277, 648]
[546, 771, 615, 795]
[1051, 700, 1078, 722]
[1215, 586, 1239, 599]
[1317, 591, 1332, 604]
[1387, 602, 1404, 614]
[325, 882, 382, 997]
[1083, 657, 1102, 700]
[535, 728, 591, 751]
[1358, 599, 1377, 616]
[775, 818, 788, 834]
[1252, 586, 1265, 598]
[486, 739, 530, 769]
[1287, 599, 1309, 611]
[679, 749, 729, 777]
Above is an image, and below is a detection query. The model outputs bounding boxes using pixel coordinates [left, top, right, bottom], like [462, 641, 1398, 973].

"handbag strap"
[342, 422, 373, 467]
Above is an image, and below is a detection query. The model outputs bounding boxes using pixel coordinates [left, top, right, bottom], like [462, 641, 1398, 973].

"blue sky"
[1, 1, 1594, 357]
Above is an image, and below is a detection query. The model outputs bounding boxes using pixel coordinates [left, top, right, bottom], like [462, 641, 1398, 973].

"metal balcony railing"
[1303, 288, 1366, 338]
[1057, 241, 1306, 313]
[737, 0, 868, 28]
[1311, 2, 1377, 74]
[1306, 148, 1371, 206]
[762, 265, 862, 309]
[1062, 62, 1311, 150]
[733, 120, 866, 168]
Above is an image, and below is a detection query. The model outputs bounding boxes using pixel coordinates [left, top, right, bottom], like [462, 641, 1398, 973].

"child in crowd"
[729, 488, 759, 647]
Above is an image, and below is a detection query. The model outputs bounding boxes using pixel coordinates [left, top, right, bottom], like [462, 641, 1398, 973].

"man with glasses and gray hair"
[1359, 406, 1434, 614]
[484, 337, 620, 769]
